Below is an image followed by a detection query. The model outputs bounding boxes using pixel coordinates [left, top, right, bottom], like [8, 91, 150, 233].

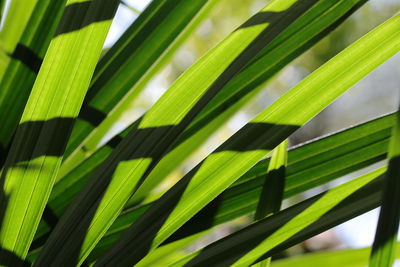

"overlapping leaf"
[370, 105, 400, 267]
[0, 0, 118, 263]
[62, 0, 370, 205]
[95, 14, 400, 266]
[0, 0, 397, 266]
[169, 168, 386, 266]
[0, 0, 68, 150]
[253, 140, 287, 267]
[35, 1, 324, 265]
[273, 244, 400, 267]
[28, 112, 392, 259]
[60, 0, 217, 175]
[0, 0, 39, 78]
[39, 0, 371, 219]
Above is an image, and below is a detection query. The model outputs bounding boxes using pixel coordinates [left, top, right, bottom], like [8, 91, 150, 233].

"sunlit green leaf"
[273, 244, 400, 267]
[253, 140, 287, 267]
[0, 0, 39, 78]
[30, 107, 393, 259]
[60, 0, 218, 176]
[0, 0, 68, 149]
[369, 106, 400, 267]
[35, 1, 323, 265]
[95, 14, 400, 267]
[0, 0, 118, 263]
[168, 167, 386, 266]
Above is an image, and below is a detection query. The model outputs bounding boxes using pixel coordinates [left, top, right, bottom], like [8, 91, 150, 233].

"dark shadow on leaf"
[0, 1, 121, 264]
[92, 121, 298, 266]
[184, 183, 319, 266]
[78, 106, 107, 127]
[159, 0, 367, 152]
[9, 44, 43, 74]
[163, 197, 223, 245]
[53, 1, 118, 38]
[238, 0, 317, 30]
[369, 155, 400, 263]
[29, 0, 326, 264]
[70, 0, 320, 149]
[2, 118, 75, 164]
[0, 249, 30, 267]
[0, 117, 76, 265]
[183, 176, 384, 266]
[0, 144, 10, 168]
[238, 0, 318, 30]
[1, 117, 75, 170]
[0, 165, 31, 266]
[262, 177, 383, 262]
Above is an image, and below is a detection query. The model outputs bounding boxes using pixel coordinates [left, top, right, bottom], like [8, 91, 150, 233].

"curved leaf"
[0, 0, 68, 149]
[36, 1, 321, 265]
[0, 0, 118, 262]
[31, 110, 394, 259]
[370, 105, 400, 267]
[169, 168, 386, 266]
[95, 14, 400, 267]
[60, 0, 217, 175]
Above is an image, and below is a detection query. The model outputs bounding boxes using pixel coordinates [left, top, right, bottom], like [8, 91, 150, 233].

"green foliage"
[274, 244, 400, 267]
[0, 0, 398, 266]
[0, 0, 119, 263]
[253, 140, 288, 267]
[370, 107, 400, 267]
[168, 167, 386, 266]
[0, 0, 67, 147]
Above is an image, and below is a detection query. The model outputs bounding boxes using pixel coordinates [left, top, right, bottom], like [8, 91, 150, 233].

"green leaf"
[0, 0, 39, 52]
[273, 244, 400, 267]
[0, 0, 39, 78]
[0, 0, 68, 149]
[40, 0, 367, 212]
[0, 0, 118, 263]
[254, 140, 288, 220]
[60, 0, 217, 176]
[253, 139, 287, 267]
[168, 167, 386, 266]
[36, 1, 322, 264]
[95, 14, 400, 266]
[50, 0, 369, 212]
[369, 106, 400, 267]
[0, 0, 5, 22]
[30, 110, 393, 258]
[136, 232, 206, 267]
[109, 0, 371, 204]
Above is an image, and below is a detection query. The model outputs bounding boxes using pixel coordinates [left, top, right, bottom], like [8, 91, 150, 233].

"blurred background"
[99, 0, 400, 262]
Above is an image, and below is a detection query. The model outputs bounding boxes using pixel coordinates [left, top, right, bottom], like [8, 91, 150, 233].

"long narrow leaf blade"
[0, 0, 68, 149]
[253, 140, 287, 267]
[0, 0, 39, 78]
[49, 0, 370, 214]
[89, 0, 371, 204]
[136, 232, 207, 267]
[61, 0, 217, 173]
[36, 1, 320, 264]
[273, 244, 400, 267]
[254, 140, 288, 220]
[369, 105, 400, 267]
[0, 0, 118, 262]
[31, 112, 393, 257]
[169, 168, 386, 266]
[96, 14, 400, 267]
